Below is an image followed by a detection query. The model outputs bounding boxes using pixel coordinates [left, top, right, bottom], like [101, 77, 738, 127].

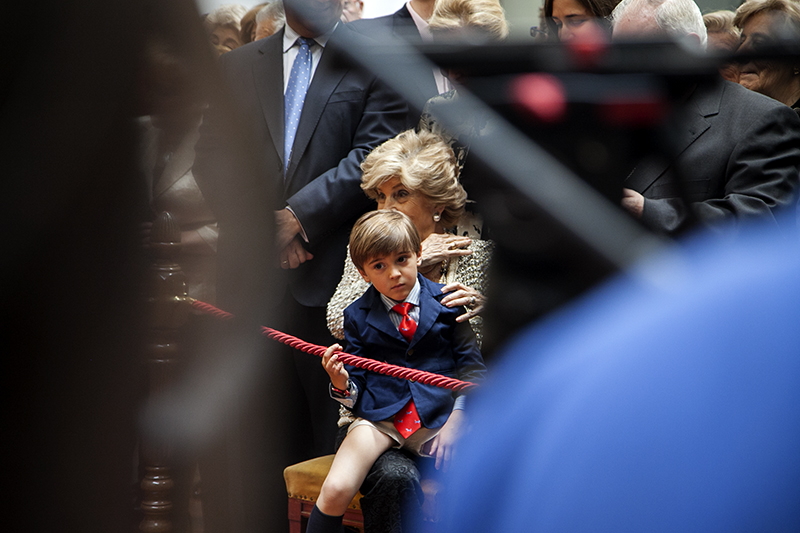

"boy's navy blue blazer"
[343, 274, 487, 429]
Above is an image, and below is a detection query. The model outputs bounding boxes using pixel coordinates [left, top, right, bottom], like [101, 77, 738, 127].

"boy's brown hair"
[350, 210, 422, 271]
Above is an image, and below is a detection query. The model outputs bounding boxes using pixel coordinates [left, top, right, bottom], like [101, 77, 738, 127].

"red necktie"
[393, 398, 421, 439]
[391, 302, 421, 437]
[392, 302, 417, 342]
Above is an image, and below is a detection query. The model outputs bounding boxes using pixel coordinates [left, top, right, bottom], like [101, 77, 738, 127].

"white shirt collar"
[406, 2, 433, 43]
[283, 21, 338, 52]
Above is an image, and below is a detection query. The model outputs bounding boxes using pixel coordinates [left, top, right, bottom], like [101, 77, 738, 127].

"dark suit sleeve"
[642, 104, 800, 233]
[449, 309, 487, 396]
[342, 306, 370, 399]
[286, 70, 408, 244]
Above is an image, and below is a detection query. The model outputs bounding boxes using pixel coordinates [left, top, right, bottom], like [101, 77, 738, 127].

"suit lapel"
[391, 6, 439, 101]
[284, 26, 348, 182]
[252, 31, 285, 169]
[625, 84, 719, 193]
[363, 288, 406, 343]
[392, 6, 423, 43]
[410, 277, 442, 348]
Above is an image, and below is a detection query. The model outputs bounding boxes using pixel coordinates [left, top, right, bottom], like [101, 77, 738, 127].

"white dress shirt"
[405, 2, 452, 95]
[282, 22, 338, 93]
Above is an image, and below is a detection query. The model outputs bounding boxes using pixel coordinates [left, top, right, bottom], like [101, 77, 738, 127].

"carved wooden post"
[140, 211, 189, 533]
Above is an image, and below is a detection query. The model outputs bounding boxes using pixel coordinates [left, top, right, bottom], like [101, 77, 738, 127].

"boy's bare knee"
[318, 477, 358, 513]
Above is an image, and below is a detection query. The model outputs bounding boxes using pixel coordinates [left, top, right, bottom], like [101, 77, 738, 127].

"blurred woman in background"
[544, 0, 622, 42]
[239, 3, 268, 44]
[204, 3, 247, 56]
[734, 0, 800, 111]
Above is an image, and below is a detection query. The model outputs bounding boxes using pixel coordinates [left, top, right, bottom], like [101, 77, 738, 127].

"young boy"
[306, 210, 487, 532]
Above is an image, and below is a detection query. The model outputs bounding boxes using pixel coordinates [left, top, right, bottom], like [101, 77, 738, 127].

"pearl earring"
[433, 212, 441, 222]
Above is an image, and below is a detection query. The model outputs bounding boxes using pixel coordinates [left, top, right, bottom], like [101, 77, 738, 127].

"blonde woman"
[328, 128, 491, 345]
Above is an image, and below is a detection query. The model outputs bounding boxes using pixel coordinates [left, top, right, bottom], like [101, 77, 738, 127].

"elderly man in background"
[613, 0, 800, 235]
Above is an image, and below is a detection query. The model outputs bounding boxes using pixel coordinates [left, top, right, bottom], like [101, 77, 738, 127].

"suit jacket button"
[407, 349, 414, 355]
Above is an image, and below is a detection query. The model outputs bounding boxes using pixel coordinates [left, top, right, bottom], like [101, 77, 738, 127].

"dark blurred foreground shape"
[401, 38, 800, 354]
[2, 0, 277, 532]
[3, 0, 147, 531]
[4, 2, 798, 532]
[438, 218, 800, 532]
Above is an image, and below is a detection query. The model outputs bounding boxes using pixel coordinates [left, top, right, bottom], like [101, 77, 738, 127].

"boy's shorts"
[348, 417, 442, 457]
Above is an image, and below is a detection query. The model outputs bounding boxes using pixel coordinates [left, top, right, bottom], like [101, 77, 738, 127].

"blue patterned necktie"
[284, 37, 313, 175]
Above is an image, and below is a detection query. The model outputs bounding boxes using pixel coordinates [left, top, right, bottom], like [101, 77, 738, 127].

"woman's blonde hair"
[733, 0, 800, 33]
[703, 10, 741, 51]
[360, 129, 466, 229]
[203, 3, 248, 32]
[427, 0, 510, 41]
[703, 10, 737, 33]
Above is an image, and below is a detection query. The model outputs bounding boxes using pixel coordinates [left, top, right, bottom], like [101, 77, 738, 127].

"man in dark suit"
[612, 0, 800, 235]
[195, 0, 406, 450]
[621, 80, 800, 234]
[192, 0, 406, 529]
[350, 0, 443, 127]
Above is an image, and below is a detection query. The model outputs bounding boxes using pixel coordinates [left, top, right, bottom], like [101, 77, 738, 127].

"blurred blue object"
[439, 221, 800, 532]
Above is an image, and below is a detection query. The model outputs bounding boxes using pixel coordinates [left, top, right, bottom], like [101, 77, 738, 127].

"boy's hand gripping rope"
[189, 299, 477, 392]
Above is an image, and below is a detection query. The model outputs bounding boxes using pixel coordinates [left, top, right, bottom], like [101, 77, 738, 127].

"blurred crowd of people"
[133, 0, 800, 532]
[202, 0, 360, 56]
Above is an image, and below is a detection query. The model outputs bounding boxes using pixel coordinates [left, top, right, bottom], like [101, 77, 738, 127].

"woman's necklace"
[438, 259, 448, 282]
[419, 259, 448, 282]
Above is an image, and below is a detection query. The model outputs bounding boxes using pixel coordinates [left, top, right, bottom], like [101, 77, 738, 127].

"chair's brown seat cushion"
[284, 454, 362, 511]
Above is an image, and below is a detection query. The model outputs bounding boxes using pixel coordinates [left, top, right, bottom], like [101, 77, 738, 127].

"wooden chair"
[284, 455, 364, 532]
[284, 455, 442, 533]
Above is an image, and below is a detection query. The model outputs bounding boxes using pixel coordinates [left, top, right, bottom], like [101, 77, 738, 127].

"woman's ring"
[469, 296, 476, 308]
[282, 260, 289, 265]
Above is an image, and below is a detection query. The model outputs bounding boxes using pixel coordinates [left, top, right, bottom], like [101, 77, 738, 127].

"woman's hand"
[441, 283, 485, 323]
[428, 409, 466, 472]
[321, 343, 349, 391]
[419, 233, 472, 272]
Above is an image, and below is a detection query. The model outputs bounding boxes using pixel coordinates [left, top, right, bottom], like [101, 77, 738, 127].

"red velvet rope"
[190, 299, 477, 392]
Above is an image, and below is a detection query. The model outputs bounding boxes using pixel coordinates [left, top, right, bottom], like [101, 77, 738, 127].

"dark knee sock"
[306, 505, 344, 533]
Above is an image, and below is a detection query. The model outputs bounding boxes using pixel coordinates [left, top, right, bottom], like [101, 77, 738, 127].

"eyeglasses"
[530, 26, 548, 39]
